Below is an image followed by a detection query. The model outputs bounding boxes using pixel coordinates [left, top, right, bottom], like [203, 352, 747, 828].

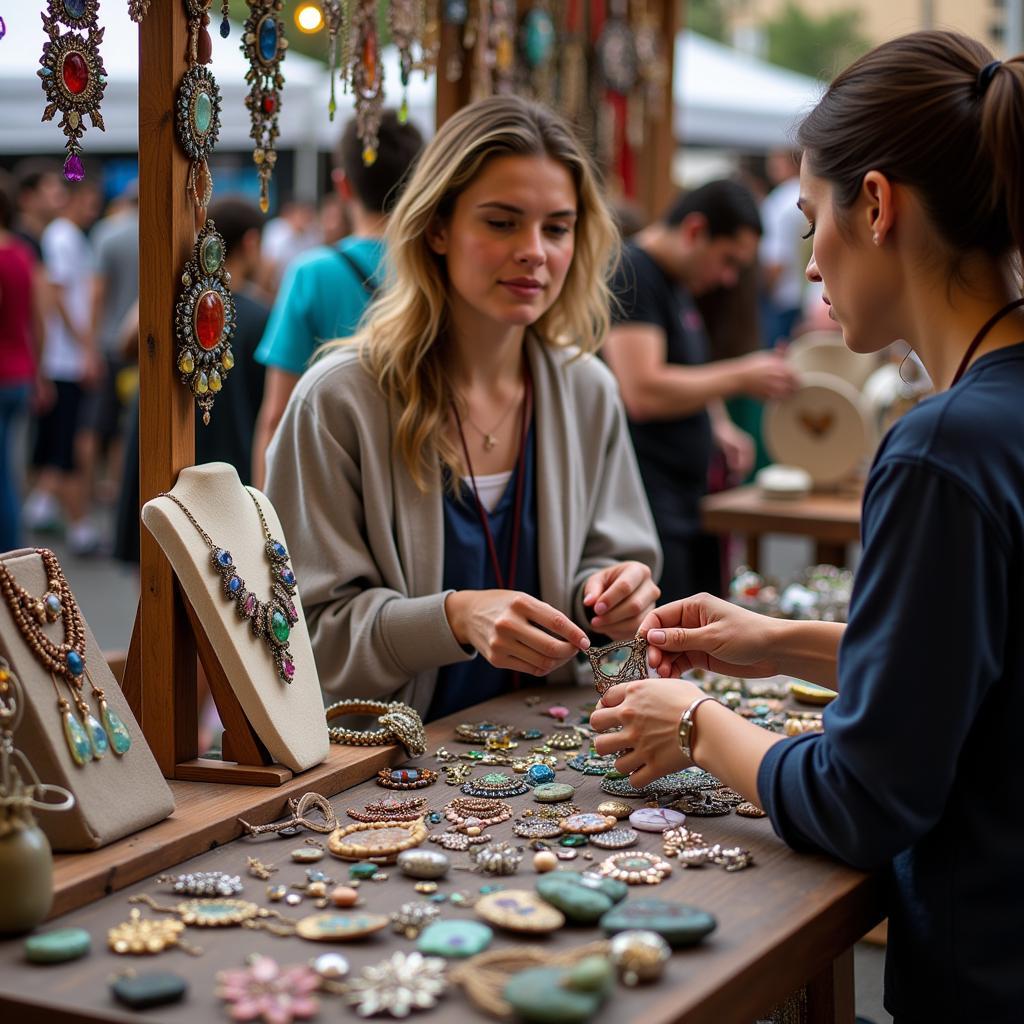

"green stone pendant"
[101, 699, 132, 756]
[62, 708, 92, 766]
[83, 710, 109, 758]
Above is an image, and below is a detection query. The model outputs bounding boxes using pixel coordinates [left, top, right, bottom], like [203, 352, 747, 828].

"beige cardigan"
[265, 335, 662, 716]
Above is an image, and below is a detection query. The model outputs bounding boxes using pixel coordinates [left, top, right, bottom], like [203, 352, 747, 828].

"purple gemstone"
[283, 660, 295, 679]
[280, 568, 296, 586]
[287, 601, 298, 622]
[244, 594, 257, 616]
[63, 154, 84, 182]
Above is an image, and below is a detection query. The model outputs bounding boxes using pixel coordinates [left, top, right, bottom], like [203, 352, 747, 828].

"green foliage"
[688, 0, 728, 42]
[764, 2, 870, 79]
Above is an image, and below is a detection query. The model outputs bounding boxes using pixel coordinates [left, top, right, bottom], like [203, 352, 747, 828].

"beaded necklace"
[160, 490, 299, 684]
[0, 548, 131, 766]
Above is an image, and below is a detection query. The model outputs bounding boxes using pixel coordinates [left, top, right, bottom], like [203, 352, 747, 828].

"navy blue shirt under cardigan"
[428, 425, 540, 722]
[758, 342, 1024, 1023]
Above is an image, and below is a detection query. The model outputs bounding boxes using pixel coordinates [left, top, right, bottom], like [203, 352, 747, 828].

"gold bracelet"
[327, 819, 429, 862]
[325, 698, 427, 757]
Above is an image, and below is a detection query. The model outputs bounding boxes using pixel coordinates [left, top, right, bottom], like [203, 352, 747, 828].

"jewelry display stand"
[0, 549, 174, 851]
[142, 464, 328, 784]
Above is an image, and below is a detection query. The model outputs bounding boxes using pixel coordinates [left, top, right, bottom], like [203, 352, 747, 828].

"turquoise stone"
[102, 703, 132, 755]
[271, 609, 290, 644]
[600, 899, 717, 948]
[44, 593, 61, 616]
[257, 16, 278, 62]
[536, 873, 627, 924]
[417, 920, 492, 959]
[527, 764, 556, 786]
[504, 965, 609, 1023]
[200, 234, 222, 274]
[62, 709, 92, 766]
[598, 648, 629, 678]
[349, 862, 378, 880]
[482, 773, 508, 785]
[25, 927, 91, 963]
[84, 711, 108, 758]
[522, 8, 555, 67]
[66, 650, 84, 677]
[559, 834, 587, 847]
[193, 90, 213, 134]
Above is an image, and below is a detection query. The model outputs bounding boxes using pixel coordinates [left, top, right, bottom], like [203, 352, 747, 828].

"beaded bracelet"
[325, 699, 427, 758]
[377, 767, 438, 790]
[443, 797, 513, 833]
[347, 797, 427, 823]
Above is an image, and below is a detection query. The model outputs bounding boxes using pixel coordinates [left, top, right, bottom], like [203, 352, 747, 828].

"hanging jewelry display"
[241, 0, 287, 212]
[557, 0, 585, 121]
[487, 0, 517, 94]
[520, 0, 556, 101]
[0, 549, 131, 766]
[350, 0, 384, 166]
[417, 0, 442, 81]
[176, 0, 222, 212]
[443, 0, 469, 82]
[38, 0, 107, 182]
[389, 0, 419, 125]
[127, 0, 151, 21]
[173, 218, 237, 424]
[159, 489, 299, 682]
[596, 0, 638, 94]
[219, 0, 231, 37]
[322, 0, 350, 121]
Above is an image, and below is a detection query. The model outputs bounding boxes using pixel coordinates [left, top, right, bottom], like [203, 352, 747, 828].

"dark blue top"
[758, 342, 1024, 1023]
[429, 425, 540, 722]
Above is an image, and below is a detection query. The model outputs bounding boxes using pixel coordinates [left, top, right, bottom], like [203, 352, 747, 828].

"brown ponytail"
[798, 31, 1024, 269]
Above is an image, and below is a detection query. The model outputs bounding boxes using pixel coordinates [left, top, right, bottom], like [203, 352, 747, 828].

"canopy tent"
[674, 31, 825, 150]
[0, 12, 819, 162]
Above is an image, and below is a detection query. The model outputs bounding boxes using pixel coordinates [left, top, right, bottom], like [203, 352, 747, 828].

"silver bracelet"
[677, 695, 718, 762]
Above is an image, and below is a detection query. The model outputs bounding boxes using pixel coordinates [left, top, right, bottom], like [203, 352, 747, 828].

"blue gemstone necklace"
[0, 548, 131, 766]
[160, 490, 299, 684]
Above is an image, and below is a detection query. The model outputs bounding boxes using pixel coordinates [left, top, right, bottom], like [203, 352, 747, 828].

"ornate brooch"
[587, 634, 649, 697]
[597, 852, 673, 886]
[216, 955, 321, 1024]
[390, 901, 440, 940]
[454, 721, 514, 745]
[176, 65, 221, 210]
[347, 796, 427, 823]
[377, 766, 438, 790]
[108, 909, 202, 956]
[241, 0, 287, 213]
[173, 219, 236, 424]
[156, 870, 243, 898]
[428, 830, 491, 851]
[326, 819, 428, 863]
[38, 0, 107, 182]
[460, 772, 529, 800]
[343, 951, 448, 1018]
[469, 841, 524, 877]
[349, 0, 384, 166]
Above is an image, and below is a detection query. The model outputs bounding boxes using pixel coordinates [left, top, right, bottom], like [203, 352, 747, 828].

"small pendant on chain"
[483, 434, 497, 451]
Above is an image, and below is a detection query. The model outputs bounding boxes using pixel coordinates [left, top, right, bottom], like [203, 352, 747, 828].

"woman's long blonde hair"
[326, 95, 620, 492]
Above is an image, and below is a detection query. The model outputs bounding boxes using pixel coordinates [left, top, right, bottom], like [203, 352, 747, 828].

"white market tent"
[0, 10, 820, 167]
[675, 31, 824, 150]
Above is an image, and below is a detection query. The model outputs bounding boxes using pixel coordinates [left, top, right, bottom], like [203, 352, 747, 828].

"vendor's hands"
[734, 351, 799, 401]
[640, 593, 780, 678]
[582, 561, 660, 640]
[444, 589, 590, 677]
[590, 677, 705, 788]
[712, 418, 755, 480]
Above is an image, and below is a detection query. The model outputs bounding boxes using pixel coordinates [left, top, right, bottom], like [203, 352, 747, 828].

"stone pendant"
[100, 698, 132, 756]
[62, 707, 92, 766]
[83, 708, 109, 758]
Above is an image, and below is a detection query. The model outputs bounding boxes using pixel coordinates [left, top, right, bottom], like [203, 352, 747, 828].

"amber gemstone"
[62, 52, 89, 95]
[362, 36, 378, 91]
[195, 291, 224, 350]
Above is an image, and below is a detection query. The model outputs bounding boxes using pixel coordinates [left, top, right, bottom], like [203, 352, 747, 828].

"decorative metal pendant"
[241, 0, 287, 213]
[388, 0, 419, 125]
[108, 909, 202, 956]
[176, 65, 221, 209]
[184, 0, 214, 66]
[587, 635, 649, 696]
[322, 0, 349, 122]
[174, 219, 236, 425]
[595, 0, 639, 95]
[343, 952, 448, 1018]
[38, 0, 107, 182]
[127, 0, 150, 22]
[350, 0, 384, 165]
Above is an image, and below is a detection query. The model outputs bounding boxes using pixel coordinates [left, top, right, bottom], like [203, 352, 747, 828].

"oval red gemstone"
[261, 94, 276, 115]
[62, 52, 89, 95]
[195, 291, 225, 350]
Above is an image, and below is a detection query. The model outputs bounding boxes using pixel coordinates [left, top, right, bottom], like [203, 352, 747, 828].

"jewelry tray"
[0, 548, 174, 850]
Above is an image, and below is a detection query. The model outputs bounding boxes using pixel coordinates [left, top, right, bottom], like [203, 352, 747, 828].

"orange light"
[295, 3, 324, 34]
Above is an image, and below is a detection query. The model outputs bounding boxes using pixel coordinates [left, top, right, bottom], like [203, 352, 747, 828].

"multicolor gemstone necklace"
[160, 490, 299, 684]
[0, 549, 131, 766]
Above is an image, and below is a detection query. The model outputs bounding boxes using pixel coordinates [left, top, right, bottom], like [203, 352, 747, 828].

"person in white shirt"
[759, 150, 806, 346]
[24, 181, 104, 554]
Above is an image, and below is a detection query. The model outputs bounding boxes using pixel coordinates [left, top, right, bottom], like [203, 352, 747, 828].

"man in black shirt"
[606, 180, 798, 602]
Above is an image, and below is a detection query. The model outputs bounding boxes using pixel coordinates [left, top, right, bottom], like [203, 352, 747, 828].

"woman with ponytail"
[591, 32, 1024, 1021]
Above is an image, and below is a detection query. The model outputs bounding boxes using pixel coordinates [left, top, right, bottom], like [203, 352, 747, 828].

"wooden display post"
[124, 1, 287, 787]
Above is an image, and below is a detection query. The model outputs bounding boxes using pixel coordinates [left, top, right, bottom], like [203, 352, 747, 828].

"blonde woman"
[265, 97, 661, 719]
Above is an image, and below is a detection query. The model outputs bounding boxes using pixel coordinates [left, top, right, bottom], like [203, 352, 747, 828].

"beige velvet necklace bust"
[142, 463, 328, 772]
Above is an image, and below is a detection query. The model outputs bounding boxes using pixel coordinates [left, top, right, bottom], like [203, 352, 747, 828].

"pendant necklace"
[461, 384, 525, 452]
[350, 0, 384, 166]
[127, 0, 151, 21]
[38, 0, 108, 182]
[322, 0, 351, 122]
[241, 0, 288, 213]
[159, 490, 300, 684]
[178, 0, 223, 210]
[0, 549, 131, 766]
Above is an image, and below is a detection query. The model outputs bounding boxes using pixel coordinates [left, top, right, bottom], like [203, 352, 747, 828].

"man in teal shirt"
[252, 110, 423, 486]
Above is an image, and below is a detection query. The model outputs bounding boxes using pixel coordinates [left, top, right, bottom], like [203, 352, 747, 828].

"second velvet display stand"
[142, 464, 328, 786]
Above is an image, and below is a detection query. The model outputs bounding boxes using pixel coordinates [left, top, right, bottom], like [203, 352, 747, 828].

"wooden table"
[701, 484, 863, 571]
[0, 686, 883, 1024]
